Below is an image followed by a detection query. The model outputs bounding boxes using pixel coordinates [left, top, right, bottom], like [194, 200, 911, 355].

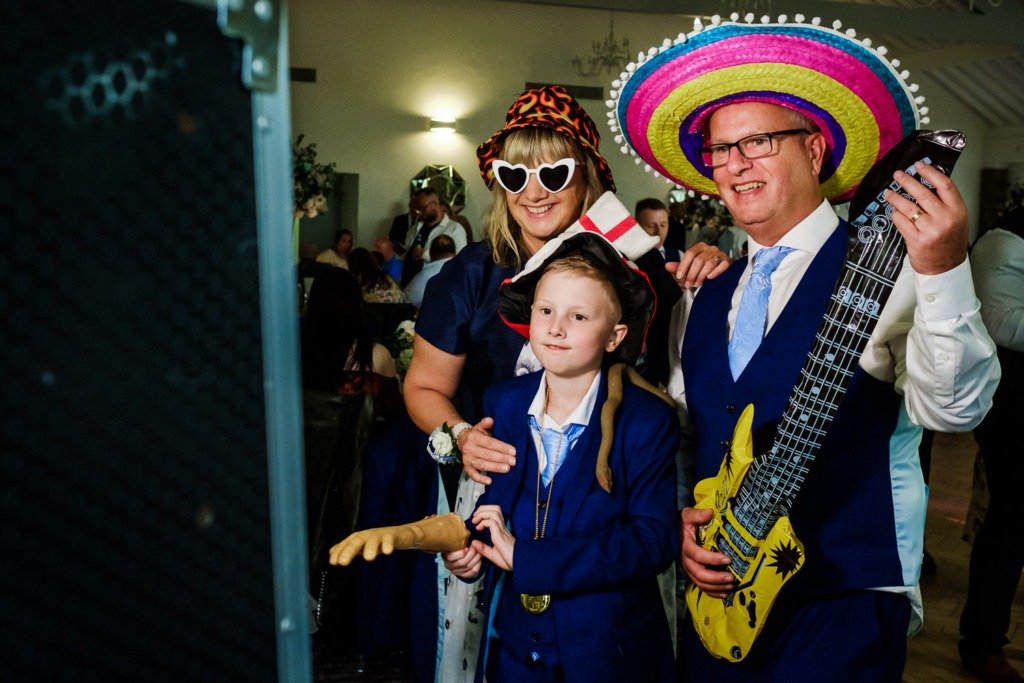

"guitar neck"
[733, 240, 903, 536]
[731, 132, 965, 539]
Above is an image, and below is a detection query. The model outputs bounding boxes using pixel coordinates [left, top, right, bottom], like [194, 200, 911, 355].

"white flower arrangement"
[292, 134, 337, 219]
[430, 429, 454, 455]
[396, 319, 417, 341]
[427, 421, 464, 465]
[391, 319, 417, 375]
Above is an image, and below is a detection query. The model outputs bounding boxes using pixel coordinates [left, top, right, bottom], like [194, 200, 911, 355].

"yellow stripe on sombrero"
[646, 63, 880, 199]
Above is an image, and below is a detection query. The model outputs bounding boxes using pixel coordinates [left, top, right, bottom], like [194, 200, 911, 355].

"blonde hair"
[485, 128, 606, 269]
[538, 255, 622, 324]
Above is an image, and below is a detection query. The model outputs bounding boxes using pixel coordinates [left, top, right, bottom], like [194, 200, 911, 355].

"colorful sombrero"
[608, 14, 928, 203]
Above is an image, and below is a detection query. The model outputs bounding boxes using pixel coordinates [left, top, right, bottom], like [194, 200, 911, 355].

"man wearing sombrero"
[612, 14, 1000, 680]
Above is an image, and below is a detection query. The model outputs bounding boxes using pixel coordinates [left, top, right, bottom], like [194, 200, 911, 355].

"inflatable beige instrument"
[329, 512, 470, 566]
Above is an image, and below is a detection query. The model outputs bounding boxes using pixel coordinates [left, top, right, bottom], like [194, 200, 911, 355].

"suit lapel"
[488, 373, 541, 513]
[554, 372, 609, 534]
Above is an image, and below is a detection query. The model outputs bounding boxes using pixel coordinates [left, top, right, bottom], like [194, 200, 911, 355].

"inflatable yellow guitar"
[685, 130, 966, 662]
[687, 402, 805, 662]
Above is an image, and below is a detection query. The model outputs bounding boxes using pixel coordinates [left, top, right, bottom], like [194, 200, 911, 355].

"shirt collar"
[745, 199, 838, 260]
[527, 370, 602, 430]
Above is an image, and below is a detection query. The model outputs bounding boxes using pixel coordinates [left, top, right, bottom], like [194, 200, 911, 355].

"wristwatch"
[427, 421, 472, 465]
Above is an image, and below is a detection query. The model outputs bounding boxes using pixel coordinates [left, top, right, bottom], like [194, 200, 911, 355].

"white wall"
[289, 0, 1013, 249]
[984, 127, 1024, 185]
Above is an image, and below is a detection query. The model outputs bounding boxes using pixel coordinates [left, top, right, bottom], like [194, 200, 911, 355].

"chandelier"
[572, 14, 630, 78]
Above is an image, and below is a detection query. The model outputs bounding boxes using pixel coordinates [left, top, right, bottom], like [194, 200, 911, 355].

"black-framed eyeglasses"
[492, 158, 577, 194]
[700, 129, 812, 168]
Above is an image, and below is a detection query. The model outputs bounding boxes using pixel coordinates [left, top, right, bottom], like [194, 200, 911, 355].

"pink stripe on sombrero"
[579, 214, 637, 242]
[641, 64, 880, 198]
[623, 33, 905, 165]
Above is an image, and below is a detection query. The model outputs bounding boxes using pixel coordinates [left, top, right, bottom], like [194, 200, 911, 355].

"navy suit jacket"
[472, 369, 679, 681]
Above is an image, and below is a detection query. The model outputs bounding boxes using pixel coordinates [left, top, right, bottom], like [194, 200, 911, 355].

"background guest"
[388, 197, 415, 258]
[632, 196, 686, 388]
[298, 240, 333, 307]
[300, 267, 401, 646]
[400, 187, 467, 287]
[348, 247, 406, 304]
[317, 228, 353, 269]
[374, 236, 402, 282]
[958, 196, 1024, 682]
[404, 234, 456, 309]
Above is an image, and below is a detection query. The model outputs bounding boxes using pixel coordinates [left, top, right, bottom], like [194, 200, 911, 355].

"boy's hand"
[461, 417, 517, 485]
[470, 504, 515, 571]
[443, 545, 483, 580]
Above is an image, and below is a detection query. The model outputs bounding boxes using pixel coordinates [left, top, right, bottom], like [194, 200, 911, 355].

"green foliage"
[293, 134, 338, 217]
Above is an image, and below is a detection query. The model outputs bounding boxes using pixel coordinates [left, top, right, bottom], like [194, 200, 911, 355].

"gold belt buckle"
[520, 593, 551, 614]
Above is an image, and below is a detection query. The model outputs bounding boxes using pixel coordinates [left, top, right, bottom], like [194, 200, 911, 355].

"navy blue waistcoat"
[682, 222, 907, 594]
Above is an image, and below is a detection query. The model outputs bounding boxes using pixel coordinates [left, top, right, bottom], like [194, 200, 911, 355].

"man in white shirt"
[612, 17, 1000, 681]
[957, 201, 1024, 682]
[400, 187, 467, 287]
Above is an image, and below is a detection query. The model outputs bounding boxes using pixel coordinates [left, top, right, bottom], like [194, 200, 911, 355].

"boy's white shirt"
[526, 370, 601, 472]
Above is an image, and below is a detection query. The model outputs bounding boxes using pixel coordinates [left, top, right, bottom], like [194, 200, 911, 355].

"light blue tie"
[728, 246, 793, 379]
[529, 415, 586, 486]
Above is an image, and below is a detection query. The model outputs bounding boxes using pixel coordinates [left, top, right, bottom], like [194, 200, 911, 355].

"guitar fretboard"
[731, 136, 963, 540]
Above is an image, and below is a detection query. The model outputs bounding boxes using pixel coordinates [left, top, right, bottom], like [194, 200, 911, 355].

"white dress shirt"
[404, 214, 468, 261]
[969, 227, 1024, 352]
[668, 199, 998, 433]
[527, 371, 601, 474]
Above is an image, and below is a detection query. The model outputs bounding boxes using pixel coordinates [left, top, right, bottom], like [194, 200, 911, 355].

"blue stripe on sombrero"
[616, 22, 917, 152]
[677, 91, 848, 184]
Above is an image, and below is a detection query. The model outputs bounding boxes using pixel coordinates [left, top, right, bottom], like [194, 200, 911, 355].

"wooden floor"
[904, 431, 1024, 682]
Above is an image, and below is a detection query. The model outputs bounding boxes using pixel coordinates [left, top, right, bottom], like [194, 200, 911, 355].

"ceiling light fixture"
[428, 117, 457, 134]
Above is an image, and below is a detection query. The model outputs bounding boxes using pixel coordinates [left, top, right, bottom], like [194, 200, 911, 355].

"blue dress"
[416, 241, 525, 422]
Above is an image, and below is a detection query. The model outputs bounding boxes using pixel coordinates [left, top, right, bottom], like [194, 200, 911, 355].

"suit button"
[721, 440, 730, 449]
[531, 632, 541, 643]
[726, 404, 736, 413]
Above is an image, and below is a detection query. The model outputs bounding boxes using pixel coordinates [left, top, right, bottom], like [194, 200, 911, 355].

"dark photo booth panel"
[1, 1, 307, 680]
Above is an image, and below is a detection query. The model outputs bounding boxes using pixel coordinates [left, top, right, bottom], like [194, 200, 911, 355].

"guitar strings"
[737, 166, 918, 537]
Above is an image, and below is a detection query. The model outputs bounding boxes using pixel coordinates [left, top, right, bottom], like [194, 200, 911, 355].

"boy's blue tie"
[728, 245, 793, 379]
[529, 415, 586, 486]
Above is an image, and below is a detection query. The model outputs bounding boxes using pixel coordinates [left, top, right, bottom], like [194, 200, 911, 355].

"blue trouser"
[680, 590, 910, 682]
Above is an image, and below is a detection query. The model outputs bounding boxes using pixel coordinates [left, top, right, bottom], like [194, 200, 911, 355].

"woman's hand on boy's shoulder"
[461, 417, 517, 485]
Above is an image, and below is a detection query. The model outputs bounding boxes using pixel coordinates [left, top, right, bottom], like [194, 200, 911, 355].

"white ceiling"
[507, 0, 1024, 130]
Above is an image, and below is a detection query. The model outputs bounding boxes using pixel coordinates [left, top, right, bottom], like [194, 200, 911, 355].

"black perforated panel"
[1, 2, 278, 679]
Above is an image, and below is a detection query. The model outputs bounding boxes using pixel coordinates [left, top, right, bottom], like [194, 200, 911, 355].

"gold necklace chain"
[534, 383, 563, 541]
